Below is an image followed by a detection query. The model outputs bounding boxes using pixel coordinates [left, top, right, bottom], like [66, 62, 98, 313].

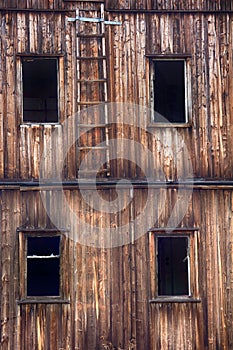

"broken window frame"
[26, 235, 61, 297]
[16, 54, 65, 125]
[18, 229, 69, 304]
[148, 55, 192, 127]
[149, 229, 200, 303]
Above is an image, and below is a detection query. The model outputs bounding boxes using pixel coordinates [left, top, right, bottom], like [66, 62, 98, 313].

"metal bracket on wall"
[67, 15, 121, 25]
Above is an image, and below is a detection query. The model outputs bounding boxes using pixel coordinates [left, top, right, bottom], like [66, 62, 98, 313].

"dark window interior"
[154, 60, 186, 123]
[22, 58, 58, 123]
[157, 237, 189, 296]
[27, 236, 60, 296]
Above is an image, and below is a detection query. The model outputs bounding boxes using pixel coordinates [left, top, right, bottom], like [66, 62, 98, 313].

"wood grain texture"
[0, 2, 233, 350]
[0, 8, 232, 180]
[0, 189, 232, 349]
[106, 0, 233, 11]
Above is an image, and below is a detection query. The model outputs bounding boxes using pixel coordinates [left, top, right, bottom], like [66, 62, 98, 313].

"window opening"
[157, 236, 190, 296]
[26, 236, 60, 296]
[22, 58, 58, 123]
[153, 60, 186, 123]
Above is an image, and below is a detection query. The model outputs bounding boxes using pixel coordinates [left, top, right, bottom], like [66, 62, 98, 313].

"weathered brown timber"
[105, 0, 233, 11]
[0, 0, 233, 349]
[0, 7, 232, 179]
[0, 189, 233, 349]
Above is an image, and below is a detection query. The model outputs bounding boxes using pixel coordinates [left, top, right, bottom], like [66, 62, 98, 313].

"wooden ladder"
[75, 4, 110, 177]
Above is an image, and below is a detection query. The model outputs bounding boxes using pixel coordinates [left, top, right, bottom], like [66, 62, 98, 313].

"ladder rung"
[77, 101, 106, 105]
[78, 169, 110, 175]
[77, 79, 107, 83]
[78, 124, 109, 128]
[78, 146, 109, 150]
[77, 56, 106, 60]
[77, 34, 104, 38]
[79, 8, 102, 12]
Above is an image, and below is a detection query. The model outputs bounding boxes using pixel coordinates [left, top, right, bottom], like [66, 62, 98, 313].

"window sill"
[20, 122, 61, 127]
[17, 298, 70, 304]
[149, 296, 201, 303]
[148, 122, 192, 128]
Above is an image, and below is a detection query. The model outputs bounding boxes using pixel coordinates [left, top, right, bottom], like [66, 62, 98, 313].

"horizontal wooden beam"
[0, 7, 231, 15]
[105, 9, 233, 14]
[17, 228, 68, 233]
[149, 227, 199, 232]
[0, 8, 74, 13]
[149, 297, 201, 303]
[17, 299, 70, 304]
[1, 179, 233, 190]
[146, 54, 192, 58]
[17, 53, 65, 57]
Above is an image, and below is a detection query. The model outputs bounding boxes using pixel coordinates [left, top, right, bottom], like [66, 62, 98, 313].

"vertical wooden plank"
[4, 13, 18, 178]
[0, 191, 3, 347]
[226, 191, 233, 348]
[110, 246, 124, 348]
[0, 28, 4, 178]
[18, 0, 27, 8]
[1, 192, 11, 350]
[135, 234, 150, 349]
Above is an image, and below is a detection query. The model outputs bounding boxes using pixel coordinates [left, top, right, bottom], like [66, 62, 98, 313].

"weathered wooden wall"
[106, 10, 233, 179]
[0, 4, 232, 179]
[0, 0, 66, 9]
[106, 0, 233, 11]
[0, 0, 232, 11]
[0, 1, 233, 350]
[0, 189, 233, 349]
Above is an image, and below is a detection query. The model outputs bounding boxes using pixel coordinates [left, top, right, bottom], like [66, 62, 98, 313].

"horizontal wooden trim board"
[146, 54, 192, 58]
[1, 180, 233, 190]
[17, 299, 70, 304]
[0, 8, 74, 13]
[17, 53, 65, 57]
[149, 227, 199, 232]
[149, 297, 201, 303]
[105, 9, 233, 14]
[17, 228, 69, 233]
[0, 8, 231, 14]
[147, 122, 191, 128]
